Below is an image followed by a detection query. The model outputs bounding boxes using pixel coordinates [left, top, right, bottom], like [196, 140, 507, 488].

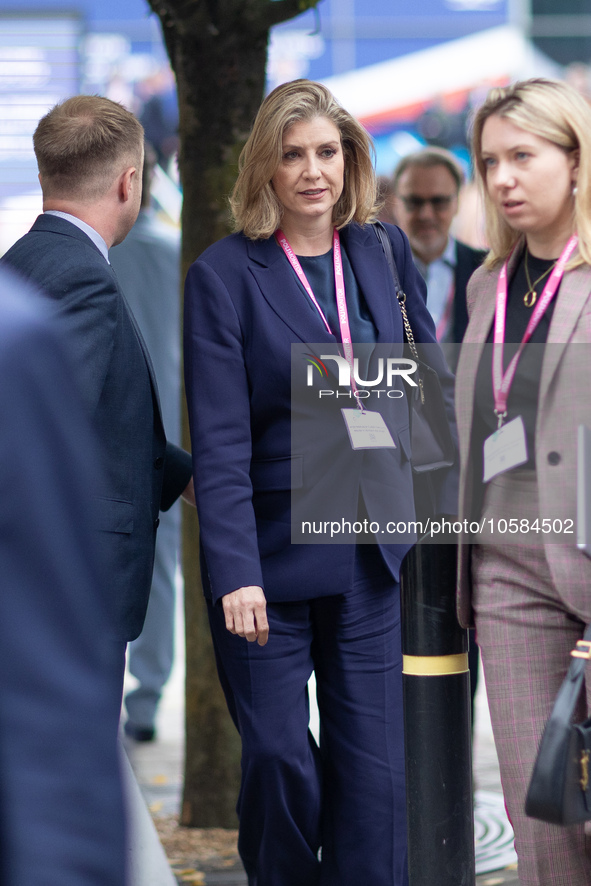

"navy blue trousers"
[207, 545, 408, 886]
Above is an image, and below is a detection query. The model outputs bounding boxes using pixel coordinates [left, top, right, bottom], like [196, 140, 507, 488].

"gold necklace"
[523, 247, 558, 307]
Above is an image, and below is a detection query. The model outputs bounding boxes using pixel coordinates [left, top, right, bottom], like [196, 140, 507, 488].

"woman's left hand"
[222, 585, 269, 646]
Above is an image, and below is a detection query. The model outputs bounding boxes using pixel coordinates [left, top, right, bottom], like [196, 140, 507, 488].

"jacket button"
[154, 518, 160, 529]
[154, 456, 164, 469]
[547, 451, 561, 465]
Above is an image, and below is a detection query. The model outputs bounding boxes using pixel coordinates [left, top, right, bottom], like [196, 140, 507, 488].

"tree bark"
[147, 0, 320, 827]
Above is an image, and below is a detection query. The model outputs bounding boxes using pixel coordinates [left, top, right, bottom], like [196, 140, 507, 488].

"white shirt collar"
[412, 237, 457, 281]
[44, 210, 110, 263]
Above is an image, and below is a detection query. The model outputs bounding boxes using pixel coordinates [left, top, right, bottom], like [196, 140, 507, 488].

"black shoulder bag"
[373, 222, 455, 475]
[525, 627, 591, 825]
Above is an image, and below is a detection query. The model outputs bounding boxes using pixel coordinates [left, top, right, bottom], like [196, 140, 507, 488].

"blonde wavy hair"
[472, 78, 591, 269]
[230, 80, 379, 240]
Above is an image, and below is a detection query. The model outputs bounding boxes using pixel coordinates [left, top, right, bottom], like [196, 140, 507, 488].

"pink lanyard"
[492, 234, 578, 427]
[276, 227, 364, 409]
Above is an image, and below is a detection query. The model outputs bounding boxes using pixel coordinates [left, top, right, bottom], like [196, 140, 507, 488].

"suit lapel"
[340, 223, 395, 343]
[247, 236, 336, 348]
[456, 254, 511, 469]
[459, 245, 591, 451]
[246, 226, 401, 389]
[539, 263, 591, 407]
[458, 263, 498, 424]
[116, 284, 163, 417]
[247, 225, 396, 344]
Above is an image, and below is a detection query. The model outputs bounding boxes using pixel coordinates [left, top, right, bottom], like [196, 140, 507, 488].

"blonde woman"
[456, 78, 591, 884]
[184, 80, 456, 886]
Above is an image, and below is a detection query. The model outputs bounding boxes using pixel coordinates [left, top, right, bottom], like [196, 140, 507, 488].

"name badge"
[483, 415, 528, 482]
[341, 408, 397, 450]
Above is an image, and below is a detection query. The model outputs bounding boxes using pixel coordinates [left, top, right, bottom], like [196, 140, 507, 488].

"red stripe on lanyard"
[492, 234, 578, 427]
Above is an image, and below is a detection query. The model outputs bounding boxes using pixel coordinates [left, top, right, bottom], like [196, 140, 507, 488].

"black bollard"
[400, 541, 475, 886]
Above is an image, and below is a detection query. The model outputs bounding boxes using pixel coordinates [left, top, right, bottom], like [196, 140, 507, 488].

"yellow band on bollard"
[402, 653, 469, 676]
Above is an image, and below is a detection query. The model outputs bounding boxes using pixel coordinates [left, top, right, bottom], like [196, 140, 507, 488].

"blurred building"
[0, 0, 169, 253]
[0, 0, 588, 251]
[268, 0, 510, 87]
[531, 0, 591, 67]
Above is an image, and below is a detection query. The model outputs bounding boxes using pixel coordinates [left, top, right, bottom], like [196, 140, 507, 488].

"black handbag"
[373, 222, 455, 474]
[525, 627, 591, 825]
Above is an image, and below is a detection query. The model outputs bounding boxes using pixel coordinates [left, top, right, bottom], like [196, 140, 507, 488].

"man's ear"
[119, 166, 137, 202]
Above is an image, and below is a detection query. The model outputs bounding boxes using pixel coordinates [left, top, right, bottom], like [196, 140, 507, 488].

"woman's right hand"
[222, 586, 269, 646]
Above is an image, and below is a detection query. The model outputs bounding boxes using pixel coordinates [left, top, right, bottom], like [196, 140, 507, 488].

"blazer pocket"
[95, 497, 134, 534]
[250, 455, 304, 491]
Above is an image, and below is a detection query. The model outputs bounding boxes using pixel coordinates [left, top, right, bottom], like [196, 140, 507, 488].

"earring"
[573, 184, 578, 196]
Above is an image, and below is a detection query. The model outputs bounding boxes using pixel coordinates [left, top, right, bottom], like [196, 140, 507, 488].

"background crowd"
[2, 17, 591, 881]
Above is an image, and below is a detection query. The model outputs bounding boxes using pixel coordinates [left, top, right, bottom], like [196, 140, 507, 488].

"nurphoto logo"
[305, 354, 418, 400]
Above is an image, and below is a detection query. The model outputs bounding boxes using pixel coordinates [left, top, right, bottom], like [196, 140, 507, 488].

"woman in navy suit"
[184, 80, 456, 886]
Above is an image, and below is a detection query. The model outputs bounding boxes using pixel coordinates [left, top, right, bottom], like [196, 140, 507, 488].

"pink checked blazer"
[455, 242, 591, 628]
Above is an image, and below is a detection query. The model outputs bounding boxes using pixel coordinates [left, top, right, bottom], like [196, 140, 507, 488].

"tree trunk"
[147, 0, 319, 827]
[174, 14, 269, 831]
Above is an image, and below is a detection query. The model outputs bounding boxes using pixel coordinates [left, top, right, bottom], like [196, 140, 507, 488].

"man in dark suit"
[392, 145, 485, 725]
[0, 267, 125, 886]
[0, 95, 193, 684]
[392, 147, 486, 361]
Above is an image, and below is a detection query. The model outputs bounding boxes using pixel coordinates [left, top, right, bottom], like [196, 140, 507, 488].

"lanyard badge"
[483, 235, 578, 482]
[277, 228, 397, 449]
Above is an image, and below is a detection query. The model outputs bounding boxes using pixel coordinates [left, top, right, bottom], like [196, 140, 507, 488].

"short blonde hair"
[471, 78, 591, 268]
[231, 79, 379, 239]
[34, 95, 144, 201]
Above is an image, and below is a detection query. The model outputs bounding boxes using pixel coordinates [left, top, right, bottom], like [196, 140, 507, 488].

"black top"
[473, 248, 559, 471]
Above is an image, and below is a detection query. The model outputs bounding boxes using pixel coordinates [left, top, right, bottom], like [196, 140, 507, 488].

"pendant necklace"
[523, 246, 558, 308]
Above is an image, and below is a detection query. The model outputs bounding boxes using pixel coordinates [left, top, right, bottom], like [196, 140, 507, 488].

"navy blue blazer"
[1, 214, 192, 641]
[184, 222, 457, 606]
[0, 270, 125, 886]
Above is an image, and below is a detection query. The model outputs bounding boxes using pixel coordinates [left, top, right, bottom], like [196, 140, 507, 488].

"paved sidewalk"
[472, 681, 519, 886]
[125, 594, 519, 885]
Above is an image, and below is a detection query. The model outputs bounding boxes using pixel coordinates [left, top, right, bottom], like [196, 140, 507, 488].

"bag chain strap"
[372, 221, 425, 404]
[397, 292, 425, 405]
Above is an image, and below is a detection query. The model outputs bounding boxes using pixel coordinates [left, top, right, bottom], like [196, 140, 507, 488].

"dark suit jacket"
[451, 239, 488, 343]
[184, 222, 458, 606]
[0, 270, 125, 885]
[1, 214, 192, 640]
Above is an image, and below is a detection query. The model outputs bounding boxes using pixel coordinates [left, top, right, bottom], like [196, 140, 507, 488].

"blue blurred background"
[0, 0, 588, 252]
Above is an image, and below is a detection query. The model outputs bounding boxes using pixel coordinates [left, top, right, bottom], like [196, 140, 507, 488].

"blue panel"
[269, 0, 509, 83]
[0, 15, 80, 249]
[0, 0, 149, 24]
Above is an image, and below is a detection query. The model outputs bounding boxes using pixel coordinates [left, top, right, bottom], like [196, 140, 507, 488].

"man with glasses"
[392, 147, 486, 367]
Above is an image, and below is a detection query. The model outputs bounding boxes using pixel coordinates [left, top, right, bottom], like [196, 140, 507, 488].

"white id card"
[341, 408, 397, 450]
[483, 415, 528, 482]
